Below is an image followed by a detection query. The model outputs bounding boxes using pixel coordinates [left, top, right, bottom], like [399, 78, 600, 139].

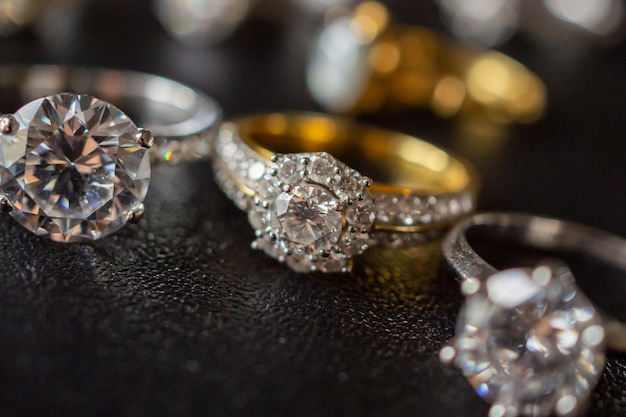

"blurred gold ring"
[307, 1, 547, 124]
[212, 112, 478, 273]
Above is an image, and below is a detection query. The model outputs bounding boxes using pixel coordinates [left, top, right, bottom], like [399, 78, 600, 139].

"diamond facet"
[0, 93, 150, 242]
[448, 264, 606, 417]
[250, 152, 375, 273]
[275, 184, 342, 254]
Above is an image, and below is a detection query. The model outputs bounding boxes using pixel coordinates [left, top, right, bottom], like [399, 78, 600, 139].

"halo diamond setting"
[0, 93, 151, 242]
[250, 152, 375, 273]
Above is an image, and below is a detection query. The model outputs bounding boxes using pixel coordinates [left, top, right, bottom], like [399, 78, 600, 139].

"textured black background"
[1, 1, 626, 416]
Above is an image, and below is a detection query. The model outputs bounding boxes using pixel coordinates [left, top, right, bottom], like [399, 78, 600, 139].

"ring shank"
[442, 212, 626, 351]
[0, 65, 221, 163]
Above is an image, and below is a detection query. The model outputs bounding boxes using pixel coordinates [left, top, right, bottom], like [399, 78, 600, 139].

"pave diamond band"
[440, 212, 626, 417]
[0, 66, 221, 242]
[212, 112, 478, 273]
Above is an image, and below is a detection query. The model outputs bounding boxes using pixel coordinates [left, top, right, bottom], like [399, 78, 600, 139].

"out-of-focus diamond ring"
[440, 212, 626, 417]
[0, 65, 221, 242]
[212, 113, 478, 273]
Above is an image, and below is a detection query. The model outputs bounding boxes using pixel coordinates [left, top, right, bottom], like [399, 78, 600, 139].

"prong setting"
[127, 203, 145, 223]
[0, 114, 19, 135]
[0, 197, 12, 213]
[134, 129, 154, 148]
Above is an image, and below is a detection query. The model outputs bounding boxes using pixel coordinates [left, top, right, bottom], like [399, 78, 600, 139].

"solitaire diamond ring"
[212, 113, 478, 273]
[0, 65, 221, 242]
[440, 212, 626, 417]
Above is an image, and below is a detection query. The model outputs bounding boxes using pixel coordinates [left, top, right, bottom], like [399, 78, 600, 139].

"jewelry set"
[0, 4, 622, 417]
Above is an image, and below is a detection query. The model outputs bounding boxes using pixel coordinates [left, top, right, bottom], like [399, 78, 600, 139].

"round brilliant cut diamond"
[0, 93, 150, 242]
[451, 265, 605, 417]
[275, 184, 342, 253]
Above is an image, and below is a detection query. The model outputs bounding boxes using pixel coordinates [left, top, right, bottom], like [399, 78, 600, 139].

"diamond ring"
[0, 65, 221, 242]
[212, 113, 478, 273]
[439, 212, 626, 417]
[307, 2, 546, 124]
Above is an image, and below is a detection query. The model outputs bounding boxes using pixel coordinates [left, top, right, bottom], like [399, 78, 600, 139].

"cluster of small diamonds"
[249, 152, 375, 273]
[150, 130, 216, 164]
[212, 124, 270, 211]
[373, 191, 474, 228]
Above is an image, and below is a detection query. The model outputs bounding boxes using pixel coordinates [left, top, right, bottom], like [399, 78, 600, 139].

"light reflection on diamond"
[0, 93, 150, 242]
[276, 184, 342, 254]
[249, 152, 375, 272]
[451, 264, 606, 417]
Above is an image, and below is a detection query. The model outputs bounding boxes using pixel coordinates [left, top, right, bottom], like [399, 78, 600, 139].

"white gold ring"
[440, 212, 626, 417]
[0, 65, 221, 242]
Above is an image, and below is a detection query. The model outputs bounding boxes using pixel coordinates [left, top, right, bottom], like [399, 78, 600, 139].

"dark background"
[1, 1, 626, 416]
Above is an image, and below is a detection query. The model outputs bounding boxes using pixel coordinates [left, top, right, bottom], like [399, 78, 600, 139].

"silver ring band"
[0, 65, 221, 242]
[0, 65, 221, 164]
[442, 212, 626, 351]
[441, 212, 626, 416]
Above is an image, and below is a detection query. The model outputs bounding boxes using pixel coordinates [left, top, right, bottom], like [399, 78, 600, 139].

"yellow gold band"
[212, 112, 478, 273]
[235, 113, 476, 201]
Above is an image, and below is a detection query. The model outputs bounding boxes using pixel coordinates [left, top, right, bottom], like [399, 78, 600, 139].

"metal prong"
[261, 200, 269, 209]
[269, 168, 278, 177]
[271, 154, 281, 163]
[299, 157, 310, 165]
[363, 177, 372, 188]
[268, 231, 277, 241]
[439, 345, 457, 364]
[128, 204, 145, 223]
[282, 184, 292, 193]
[0, 197, 12, 213]
[461, 277, 481, 296]
[319, 249, 330, 258]
[134, 129, 154, 148]
[333, 166, 341, 174]
[0, 114, 19, 135]
[325, 177, 334, 186]
[356, 192, 364, 201]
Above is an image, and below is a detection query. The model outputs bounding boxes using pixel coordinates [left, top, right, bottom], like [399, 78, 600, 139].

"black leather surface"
[1, 1, 626, 416]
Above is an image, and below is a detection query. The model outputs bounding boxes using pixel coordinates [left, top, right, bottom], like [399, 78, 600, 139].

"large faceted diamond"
[274, 184, 342, 254]
[452, 265, 606, 417]
[0, 93, 150, 242]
